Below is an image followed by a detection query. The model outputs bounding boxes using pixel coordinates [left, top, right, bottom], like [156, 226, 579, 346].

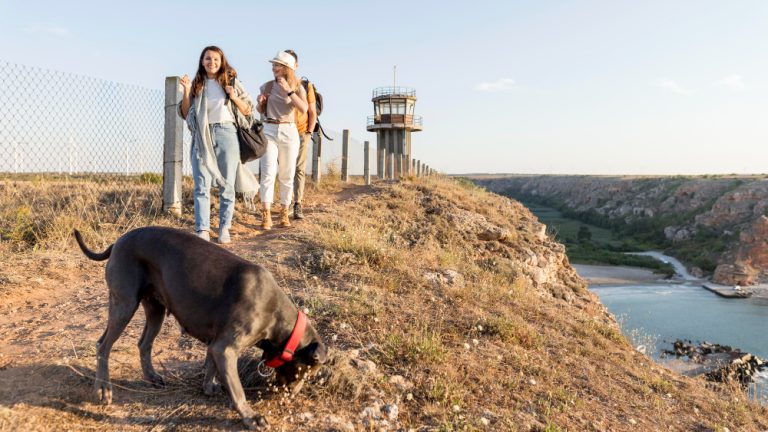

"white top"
[205, 79, 235, 124]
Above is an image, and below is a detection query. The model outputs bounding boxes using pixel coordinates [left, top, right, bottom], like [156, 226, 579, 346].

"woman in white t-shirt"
[255, 51, 308, 230]
[179, 46, 254, 243]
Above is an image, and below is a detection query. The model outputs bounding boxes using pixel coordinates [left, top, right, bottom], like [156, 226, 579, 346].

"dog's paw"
[203, 381, 221, 396]
[144, 372, 166, 388]
[242, 415, 269, 430]
[94, 381, 112, 405]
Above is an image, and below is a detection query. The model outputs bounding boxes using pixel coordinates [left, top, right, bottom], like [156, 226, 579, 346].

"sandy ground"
[573, 264, 668, 286]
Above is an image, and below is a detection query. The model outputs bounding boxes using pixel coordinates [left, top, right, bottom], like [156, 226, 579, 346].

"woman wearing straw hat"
[256, 51, 308, 230]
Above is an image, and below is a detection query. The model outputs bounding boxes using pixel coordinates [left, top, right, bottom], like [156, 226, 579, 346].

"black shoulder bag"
[230, 77, 267, 163]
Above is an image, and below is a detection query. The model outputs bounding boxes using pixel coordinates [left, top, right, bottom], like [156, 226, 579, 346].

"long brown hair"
[191, 46, 237, 97]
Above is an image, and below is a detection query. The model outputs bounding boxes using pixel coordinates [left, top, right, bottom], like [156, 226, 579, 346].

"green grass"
[524, 202, 674, 275]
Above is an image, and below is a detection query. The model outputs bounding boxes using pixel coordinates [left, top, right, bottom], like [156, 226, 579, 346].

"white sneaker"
[219, 228, 231, 244]
[196, 230, 210, 241]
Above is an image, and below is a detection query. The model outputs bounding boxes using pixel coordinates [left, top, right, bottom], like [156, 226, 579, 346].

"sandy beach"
[573, 264, 669, 286]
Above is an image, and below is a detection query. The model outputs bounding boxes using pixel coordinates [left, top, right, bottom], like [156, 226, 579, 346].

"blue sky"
[1, 0, 767, 174]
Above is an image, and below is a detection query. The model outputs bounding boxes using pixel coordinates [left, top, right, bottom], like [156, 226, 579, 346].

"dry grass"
[1, 174, 767, 431]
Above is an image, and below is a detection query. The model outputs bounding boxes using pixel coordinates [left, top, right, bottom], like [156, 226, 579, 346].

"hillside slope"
[475, 175, 768, 286]
[0, 176, 766, 431]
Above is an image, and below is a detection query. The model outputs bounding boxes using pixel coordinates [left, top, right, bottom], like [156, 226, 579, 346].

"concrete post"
[376, 141, 387, 180]
[341, 129, 349, 182]
[163, 76, 183, 216]
[411, 158, 415, 177]
[395, 153, 402, 179]
[384, 131, 392, 179]
[363, 141, 371, 185]
[416, 160, 421, 177]
[386, 152, 394, 181]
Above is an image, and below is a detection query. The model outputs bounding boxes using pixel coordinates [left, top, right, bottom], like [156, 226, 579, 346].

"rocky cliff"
[474, 175, 768, 285]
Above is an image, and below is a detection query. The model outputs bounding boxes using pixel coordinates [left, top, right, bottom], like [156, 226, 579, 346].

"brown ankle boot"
[279, 205, 291, 227]
[261, 208, 272, 230]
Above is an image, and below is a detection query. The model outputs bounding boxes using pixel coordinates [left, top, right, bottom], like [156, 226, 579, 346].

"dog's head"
[274, 339, 328, 392]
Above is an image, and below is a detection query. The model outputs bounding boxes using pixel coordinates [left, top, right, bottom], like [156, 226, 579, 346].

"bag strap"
[228, 74, 240, 124]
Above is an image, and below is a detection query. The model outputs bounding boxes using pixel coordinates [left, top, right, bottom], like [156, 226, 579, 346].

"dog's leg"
[95, 296, 139, 405]
[138, 297, 166, 387]
[202, 350, 221, 396]
[209, 343, 268, 431]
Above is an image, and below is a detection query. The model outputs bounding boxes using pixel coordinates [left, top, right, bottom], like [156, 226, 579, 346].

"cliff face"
[475, 175, 768, 285]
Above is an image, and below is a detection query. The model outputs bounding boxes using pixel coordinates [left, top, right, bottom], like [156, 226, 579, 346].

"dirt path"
[0, 184, 370, 431]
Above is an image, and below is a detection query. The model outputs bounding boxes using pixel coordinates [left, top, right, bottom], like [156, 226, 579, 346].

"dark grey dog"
[74, 226, 327, 430]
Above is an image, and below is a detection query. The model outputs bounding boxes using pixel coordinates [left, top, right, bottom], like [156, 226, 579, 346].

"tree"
[577, 226, 592, 243]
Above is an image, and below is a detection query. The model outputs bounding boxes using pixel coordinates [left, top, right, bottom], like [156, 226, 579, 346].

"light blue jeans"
[190, 122, 239, 232]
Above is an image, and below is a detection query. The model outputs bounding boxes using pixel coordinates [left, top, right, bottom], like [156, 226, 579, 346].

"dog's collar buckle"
[256, 360, 274, 377]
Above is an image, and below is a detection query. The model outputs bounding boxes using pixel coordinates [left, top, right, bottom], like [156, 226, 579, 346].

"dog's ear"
[305, 342, 328, 365]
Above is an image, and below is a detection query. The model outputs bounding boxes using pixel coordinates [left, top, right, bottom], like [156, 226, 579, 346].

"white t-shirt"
[205, 79, 235, 124]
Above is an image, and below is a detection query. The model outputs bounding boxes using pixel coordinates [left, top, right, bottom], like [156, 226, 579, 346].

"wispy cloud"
[474, 78, 516, 92]
[652, 78, 693, 96]
[24, 24, 71, 36]
[713, 74, 747, 92]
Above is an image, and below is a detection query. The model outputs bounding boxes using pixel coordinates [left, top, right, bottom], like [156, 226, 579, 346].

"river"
[577, 252, 768, 403]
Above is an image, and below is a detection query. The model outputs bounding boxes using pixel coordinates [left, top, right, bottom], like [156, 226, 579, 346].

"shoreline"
[573, 263, 670, 286]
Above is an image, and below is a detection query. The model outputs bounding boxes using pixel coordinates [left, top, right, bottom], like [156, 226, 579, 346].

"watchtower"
[366, 86, 422, 179]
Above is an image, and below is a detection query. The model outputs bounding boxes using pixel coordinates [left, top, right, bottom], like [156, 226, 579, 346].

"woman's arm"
[180, 75, 192, 118]
[276, 77, 308, 114]
[224, 82, 252, 117]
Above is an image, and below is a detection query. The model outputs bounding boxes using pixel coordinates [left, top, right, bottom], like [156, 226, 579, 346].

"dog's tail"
[73, 229, 113, 261]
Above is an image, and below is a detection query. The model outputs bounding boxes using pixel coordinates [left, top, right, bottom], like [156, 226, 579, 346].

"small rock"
[389, 375, 413, 391]
[353, 359, 378, 374]
[528, 379, 537, 386]
[452, 404, 461, 412]
[480, 417, 490, 426]
[463, 343, 471, 350]
[472, 338, 479, 346]
[629, 418, 637, 425]
[382, 404, 399, 421]
[297, 412, 314, 422]
[406, 393, 413, 401]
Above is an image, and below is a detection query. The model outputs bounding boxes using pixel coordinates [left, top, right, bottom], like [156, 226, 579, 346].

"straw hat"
[269, 51, 296, 70]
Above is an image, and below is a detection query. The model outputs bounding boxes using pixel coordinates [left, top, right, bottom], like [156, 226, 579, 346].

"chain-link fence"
[0, 61, 192, 251]
[0, 61, 190, 175]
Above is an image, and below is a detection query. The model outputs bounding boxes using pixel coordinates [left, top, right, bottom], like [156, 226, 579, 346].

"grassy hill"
[0, 174, 766, 431]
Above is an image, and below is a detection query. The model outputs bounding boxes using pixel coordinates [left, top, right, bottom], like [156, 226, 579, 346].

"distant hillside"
[474, 175, 768, 286]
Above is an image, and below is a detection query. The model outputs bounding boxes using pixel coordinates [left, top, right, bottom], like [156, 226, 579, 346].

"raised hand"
[180, 74, 191, 94]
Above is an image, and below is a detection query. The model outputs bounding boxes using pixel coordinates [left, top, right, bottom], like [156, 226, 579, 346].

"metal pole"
[163, 76, 183, 216]
[363, 141, 370, 185]
[341, 129, 349, 182]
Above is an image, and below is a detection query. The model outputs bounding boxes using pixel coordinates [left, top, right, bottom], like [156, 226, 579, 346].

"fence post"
[416, 160, 421, 177]
[341, 129, 349, 182]
[411, 158, 415, 177]
[363, 141, 370, 185]
[312, 134, 321, 183]
[386, 152, 394, 180]
[163, 76, 183, 216]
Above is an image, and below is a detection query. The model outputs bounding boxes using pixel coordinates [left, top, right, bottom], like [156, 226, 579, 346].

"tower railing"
[372, 87, 416, 98]
[367, 115, 422, 127]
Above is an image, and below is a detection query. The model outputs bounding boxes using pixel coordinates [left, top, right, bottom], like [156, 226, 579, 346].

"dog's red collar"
[263, 310, 307, 368]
